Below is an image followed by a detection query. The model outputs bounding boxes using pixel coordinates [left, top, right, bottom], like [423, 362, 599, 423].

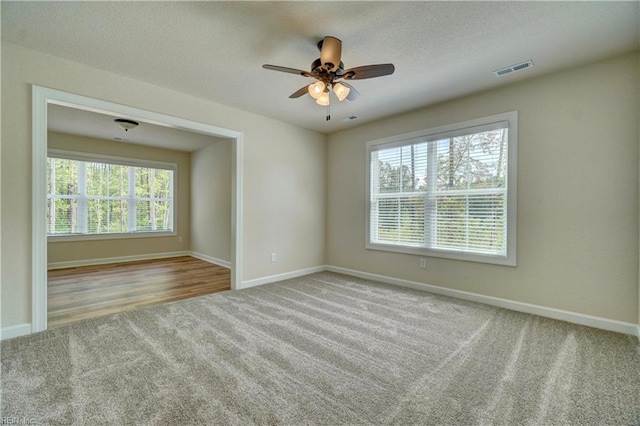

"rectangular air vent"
[493, 60, 534, 77]
[341, 115, 359, 122]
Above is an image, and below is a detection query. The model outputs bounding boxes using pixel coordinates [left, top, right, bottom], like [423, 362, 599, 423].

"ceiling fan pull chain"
[326, 103, 331, 121]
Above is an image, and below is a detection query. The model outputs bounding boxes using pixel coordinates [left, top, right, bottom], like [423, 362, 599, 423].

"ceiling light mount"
[114, 118, 139, 132]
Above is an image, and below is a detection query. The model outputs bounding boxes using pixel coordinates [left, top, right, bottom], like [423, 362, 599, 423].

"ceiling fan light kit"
[308, 81, 326, 99]
[263, 36, 395, 121]
[332, 82, 350, 102]
[316, 91, 330, 107]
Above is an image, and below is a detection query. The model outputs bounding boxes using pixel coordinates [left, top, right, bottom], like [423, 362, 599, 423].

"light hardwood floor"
[48, 256, 231, 327]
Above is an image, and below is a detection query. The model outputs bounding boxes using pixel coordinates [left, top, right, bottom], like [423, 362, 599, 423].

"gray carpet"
[2, 272, 639, 425]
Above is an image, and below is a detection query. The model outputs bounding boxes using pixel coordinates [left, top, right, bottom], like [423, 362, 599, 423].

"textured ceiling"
[2, 1, 639, 134]
[48, 104, 223, 152]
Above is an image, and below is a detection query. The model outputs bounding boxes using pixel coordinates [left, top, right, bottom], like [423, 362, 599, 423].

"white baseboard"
[326, 266, 639, 337]
[15, 260, 640, 342]
[47, 251, 190, 270]
[240, 266, 327, 290]
[189, 251, 231, 269]
[0, 323, 32, 340]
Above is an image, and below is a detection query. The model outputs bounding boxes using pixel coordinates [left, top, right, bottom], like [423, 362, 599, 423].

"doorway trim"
[32, 85, 243, 333]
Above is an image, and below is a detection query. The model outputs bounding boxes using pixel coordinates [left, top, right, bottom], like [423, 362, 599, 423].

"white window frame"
[365, 111, 517, 266]
[47, 149, 178, 242]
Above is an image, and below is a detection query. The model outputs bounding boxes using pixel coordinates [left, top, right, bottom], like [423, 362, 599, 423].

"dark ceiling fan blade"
[289, 85, 310, 98]
[340, 82, 361, 101]
[319, 36, 342, 72]
[342, 64, 395, 80]
[262, 64, 314, 78]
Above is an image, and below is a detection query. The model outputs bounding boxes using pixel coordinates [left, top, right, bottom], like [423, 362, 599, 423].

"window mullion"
[150, 169, 156, 231]
[77, 161, 88, 234]
[463, 137, 469, 250]
[169, 170, 174, 231]
[425, 141, 437, 248]
[128, 167, 136, 232]
[49, 158, 56, 234]
[370, 151, 380, 242]
[106, 165, 110, 233]
[397, 148, 403, 242]
[465, 193, 470, 250]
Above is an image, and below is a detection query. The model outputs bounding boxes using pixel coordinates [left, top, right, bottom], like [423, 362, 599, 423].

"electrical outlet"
[271, 252, 277, 262]
[178, 236, 183, 243]
[419, 258, 427, 269]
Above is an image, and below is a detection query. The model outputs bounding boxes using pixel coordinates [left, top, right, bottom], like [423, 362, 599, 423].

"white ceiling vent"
[493, 60, 534, 77]
[341, 115, 359, 122]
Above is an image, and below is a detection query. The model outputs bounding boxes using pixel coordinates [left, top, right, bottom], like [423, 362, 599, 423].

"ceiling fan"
[262, 36, 395, 121]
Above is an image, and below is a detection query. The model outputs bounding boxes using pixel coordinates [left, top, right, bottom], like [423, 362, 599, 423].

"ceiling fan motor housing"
[319, 36, 342, 71]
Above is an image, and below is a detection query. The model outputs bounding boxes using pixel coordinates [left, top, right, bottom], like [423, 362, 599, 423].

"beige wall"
[327, 52, 639, 324]
[242, 125, 326, 278]
[2, 40, 635, 331]
[190, 139, 232, 262]
[1, 42, 326, 328]
[47, 132, 191, 264]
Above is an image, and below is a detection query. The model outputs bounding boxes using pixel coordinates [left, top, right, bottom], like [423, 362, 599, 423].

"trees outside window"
[47, 153, 175, 237]
[366, 112, 517, 265]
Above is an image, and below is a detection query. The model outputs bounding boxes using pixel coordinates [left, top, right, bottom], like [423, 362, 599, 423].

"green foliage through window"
[47, 156, 174, 236]
[369, 123, 509, 257]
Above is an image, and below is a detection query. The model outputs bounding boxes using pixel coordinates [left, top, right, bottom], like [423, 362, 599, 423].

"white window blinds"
[367, 113, 516, 265]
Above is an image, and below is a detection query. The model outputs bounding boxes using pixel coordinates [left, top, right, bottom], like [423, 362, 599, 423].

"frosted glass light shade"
[316, 92, 330, 106]
[308, 81, 325, 99]
[333, 82, 350, 102]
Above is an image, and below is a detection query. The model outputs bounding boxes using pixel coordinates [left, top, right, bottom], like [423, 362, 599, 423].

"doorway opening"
[32, 85, 243, 333]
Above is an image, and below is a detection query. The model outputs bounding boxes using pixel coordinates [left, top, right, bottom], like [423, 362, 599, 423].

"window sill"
[48, 231, 177, 243]
[366, 242, 516, 266]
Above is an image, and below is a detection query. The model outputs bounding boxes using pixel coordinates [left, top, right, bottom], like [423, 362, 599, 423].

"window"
[47, 150, 176, 239]
[366, 112, 517, 265]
